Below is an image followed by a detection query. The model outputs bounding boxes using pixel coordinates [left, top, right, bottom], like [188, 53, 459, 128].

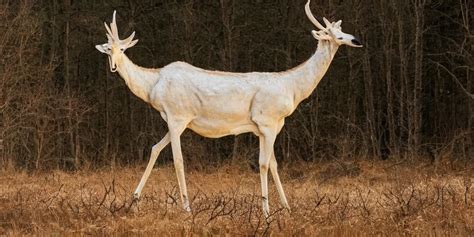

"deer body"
[151, 42, 338, 139]
[96, 0, 362, 216]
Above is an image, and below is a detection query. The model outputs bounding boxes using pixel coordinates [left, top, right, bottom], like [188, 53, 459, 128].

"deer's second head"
[305, 0, 362, 48]
[95, 11, 138, 72]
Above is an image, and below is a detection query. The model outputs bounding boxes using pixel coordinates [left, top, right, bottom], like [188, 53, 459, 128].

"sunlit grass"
[0, 159, 472, 236]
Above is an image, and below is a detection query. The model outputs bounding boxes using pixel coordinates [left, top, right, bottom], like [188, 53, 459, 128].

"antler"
[323, 17, 331, 28]
[110, 11, 119, 40]
[104, 23, 113, 39]
[103, 10, 137, 47]
[122, 31, 136, 45]
[104, 10, 120, 41]
[305, 0, 326, 30]
[106, 33, 113, 44]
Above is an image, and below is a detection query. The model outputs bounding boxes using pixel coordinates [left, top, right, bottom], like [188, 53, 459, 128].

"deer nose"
[351, 38, 362, 46]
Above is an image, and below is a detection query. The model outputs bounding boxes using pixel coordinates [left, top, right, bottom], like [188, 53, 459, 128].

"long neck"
[115, 54, 160, 103]
[289, 40, 339, 105]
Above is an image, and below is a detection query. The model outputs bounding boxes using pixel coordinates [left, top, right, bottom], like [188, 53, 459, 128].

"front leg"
[133, 133, 170, 200]
[168, 120, 191, 212]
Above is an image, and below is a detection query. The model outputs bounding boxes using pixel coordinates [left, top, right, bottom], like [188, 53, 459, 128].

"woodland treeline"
[1, 0, 472, 170]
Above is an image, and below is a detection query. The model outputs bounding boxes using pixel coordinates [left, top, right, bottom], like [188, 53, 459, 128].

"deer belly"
[188, 117, 259, 138]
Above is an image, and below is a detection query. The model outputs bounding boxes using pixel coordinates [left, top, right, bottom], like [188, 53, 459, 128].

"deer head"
[305, 0, 362, 47]
[95, 11, 138, 72]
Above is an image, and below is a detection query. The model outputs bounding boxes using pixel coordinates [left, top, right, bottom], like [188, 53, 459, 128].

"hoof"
[262, 209, 270, 219]
[133, 193, 140, 201]
[128, 195, 140, 214]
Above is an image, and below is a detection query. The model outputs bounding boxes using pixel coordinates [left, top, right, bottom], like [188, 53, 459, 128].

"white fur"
[96, 0, 361, 216]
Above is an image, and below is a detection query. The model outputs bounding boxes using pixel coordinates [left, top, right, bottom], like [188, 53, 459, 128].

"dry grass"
[0, 159, 473, 236]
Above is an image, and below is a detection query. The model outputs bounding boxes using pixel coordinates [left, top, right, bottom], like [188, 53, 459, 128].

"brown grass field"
[1, 159, 473, 236]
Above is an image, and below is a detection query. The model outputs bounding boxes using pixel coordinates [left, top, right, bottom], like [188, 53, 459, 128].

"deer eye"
[337, 37, 343, 40]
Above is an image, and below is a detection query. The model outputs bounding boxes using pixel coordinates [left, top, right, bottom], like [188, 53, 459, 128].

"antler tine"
[106, 33, 113, 43]
[323, 17, 331, 28]
[104, 22, 113, 38]
[111, 10, 119, 40]
[305, 0, 325, 30]
[122, 31, 135, 45]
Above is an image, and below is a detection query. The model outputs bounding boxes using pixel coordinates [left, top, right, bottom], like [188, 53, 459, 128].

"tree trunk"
[410, 0, 426, 155]
[380, 1, 396, 156]
[63, 0, 79, 168]
[362, 46, 380, 158]
[393, 0, 409, 156]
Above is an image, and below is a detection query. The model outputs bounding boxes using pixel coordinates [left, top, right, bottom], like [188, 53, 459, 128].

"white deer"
[95, 0, 362, 216]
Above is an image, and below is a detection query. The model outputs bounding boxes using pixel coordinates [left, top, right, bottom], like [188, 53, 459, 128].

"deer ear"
[95, 44, 107, 53]
[334, 20, 342, 28]
[311, 30, 331, 41]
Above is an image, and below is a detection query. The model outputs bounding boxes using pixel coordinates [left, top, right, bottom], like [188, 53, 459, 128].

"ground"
[0, 159, 473, 236]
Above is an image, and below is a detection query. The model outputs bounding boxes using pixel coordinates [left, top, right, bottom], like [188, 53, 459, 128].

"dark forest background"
[0, 0, 472, 170]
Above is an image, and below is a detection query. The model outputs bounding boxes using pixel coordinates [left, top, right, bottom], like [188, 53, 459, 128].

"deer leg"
[168, 121, 190, 212]
[269, 152, 290, 211]
[133, 133, 170, 200]
[258, 127, 277, 217]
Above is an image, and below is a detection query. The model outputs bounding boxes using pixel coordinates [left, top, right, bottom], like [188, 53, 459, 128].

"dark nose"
[351, 38, 362, 46]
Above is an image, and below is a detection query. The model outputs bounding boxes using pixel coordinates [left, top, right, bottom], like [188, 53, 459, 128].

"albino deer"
[95, 0, 362, 216]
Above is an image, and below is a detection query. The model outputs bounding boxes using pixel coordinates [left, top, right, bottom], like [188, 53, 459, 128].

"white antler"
[122, 31, 136, 45]
[104, 11, 119, 42]
[110, 11, 119, 40]
[323, 17, 332, 28]
[106, 33, 113, 44]
[305, 0, 325, 30]
[104, 22, 114, 39]
[103, 11, 137, 47]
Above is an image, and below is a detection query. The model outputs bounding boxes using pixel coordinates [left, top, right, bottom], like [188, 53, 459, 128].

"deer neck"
[114, 54, 160, 103]
[291, 40, 339, 105]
